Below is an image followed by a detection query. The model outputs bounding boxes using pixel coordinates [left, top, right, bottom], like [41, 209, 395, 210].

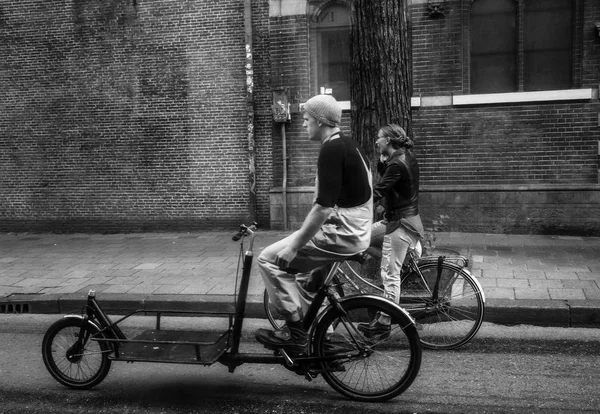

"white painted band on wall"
[270, 0, 427, 18]
[452, 89, 594, 106]
[311, 97, 421, 111]
[269, 0, 306, 17]
[307, 89, 595, 111]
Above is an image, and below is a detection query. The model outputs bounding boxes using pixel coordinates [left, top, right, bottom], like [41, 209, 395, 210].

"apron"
[312, 147, 373, 255]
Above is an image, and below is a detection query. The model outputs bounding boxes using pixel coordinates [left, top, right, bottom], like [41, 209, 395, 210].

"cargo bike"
[42, 223, 422, 402]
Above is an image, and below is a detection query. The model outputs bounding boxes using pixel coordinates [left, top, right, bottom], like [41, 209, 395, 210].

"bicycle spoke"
[312, 297, 421, 401]
[400, 263, 484, 349]
[43, 318, 112, 389]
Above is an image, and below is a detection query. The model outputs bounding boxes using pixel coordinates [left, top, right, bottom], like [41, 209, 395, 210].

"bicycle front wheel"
[312, 296, 422, 402]
[402, 261, 484, 350]
[42, 317, 112, 389]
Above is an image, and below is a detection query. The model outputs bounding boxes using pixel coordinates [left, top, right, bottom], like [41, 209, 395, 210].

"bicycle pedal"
[303, 371, 318, 381]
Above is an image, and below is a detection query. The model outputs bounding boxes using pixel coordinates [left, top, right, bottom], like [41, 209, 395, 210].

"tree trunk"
[350, 0, 412, 160]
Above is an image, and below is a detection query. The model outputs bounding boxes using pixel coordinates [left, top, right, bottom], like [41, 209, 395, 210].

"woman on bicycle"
[359, 124, 424, 336]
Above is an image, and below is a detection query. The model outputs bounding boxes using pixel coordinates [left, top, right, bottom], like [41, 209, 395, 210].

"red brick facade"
[0, 0, 273, 231]
[1, 0, 600, 234]
[410, 0, 600, 234]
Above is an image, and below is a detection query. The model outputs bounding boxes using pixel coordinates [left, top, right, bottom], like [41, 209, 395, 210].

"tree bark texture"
[350, 0, 412, 160]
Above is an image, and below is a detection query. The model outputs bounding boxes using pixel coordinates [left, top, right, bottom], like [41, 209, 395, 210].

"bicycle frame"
[338, 248, 477, 300]
[71, 224, 402, 374]
[43, 224, 424, 402]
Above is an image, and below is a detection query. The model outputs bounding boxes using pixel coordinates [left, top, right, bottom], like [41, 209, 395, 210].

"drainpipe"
[273, 88, 290, 229]
[281, 123, 288, 229]
[243, 0, 257, 222]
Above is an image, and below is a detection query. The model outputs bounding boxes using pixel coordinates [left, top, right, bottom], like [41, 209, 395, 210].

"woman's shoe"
[357, 319, 391, 339]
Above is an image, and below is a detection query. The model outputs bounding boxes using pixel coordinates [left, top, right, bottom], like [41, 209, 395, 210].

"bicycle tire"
[311, 295, 422, 402]
[402, 262, 484, 350]
[42, 317, 112, 389]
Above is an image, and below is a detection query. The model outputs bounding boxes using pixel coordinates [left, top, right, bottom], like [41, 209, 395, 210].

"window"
[523, 0, 572, 91]
[310, 2, 351, 101]
[470, 0, 573, 94]
[470, 0, 517, 93]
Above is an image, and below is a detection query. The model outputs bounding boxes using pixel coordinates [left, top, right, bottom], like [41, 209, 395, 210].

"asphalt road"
[0, 314, 599, 413]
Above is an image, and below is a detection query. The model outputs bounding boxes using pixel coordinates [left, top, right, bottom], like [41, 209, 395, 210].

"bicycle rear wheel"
[312, 296, 422, 402]
[402, 261, 484, 350]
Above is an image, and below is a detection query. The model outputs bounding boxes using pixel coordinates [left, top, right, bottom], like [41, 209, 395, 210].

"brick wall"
[406, 0, 600, 234]
[411, 0, 463, 95]
[413, 103, 598, 186]
[582, 0, 600, 87]
[250, 0, 274, 227]
[270, 0, 600, 235]
[2, 0, 600, 235]
[0, 0, 273, 232]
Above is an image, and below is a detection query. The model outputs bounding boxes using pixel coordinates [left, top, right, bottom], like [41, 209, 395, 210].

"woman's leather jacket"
[373, 150, 419, 220]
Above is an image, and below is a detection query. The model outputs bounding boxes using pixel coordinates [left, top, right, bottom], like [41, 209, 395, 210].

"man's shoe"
[272, 324, 291, 340]
[255, 321, 308, 355]
[357, 320, 391, 339]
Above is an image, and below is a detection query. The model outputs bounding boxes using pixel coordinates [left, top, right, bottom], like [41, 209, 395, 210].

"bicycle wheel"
[42, 317, 112, 389]
[402, 261, 484, 350]
[311, 296, 422, 402]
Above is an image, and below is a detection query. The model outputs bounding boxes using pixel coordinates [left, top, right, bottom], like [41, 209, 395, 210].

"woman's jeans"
[371, 220, 421, 324]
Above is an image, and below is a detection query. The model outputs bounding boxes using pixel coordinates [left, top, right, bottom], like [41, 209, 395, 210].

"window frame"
[308, 0, 352, 102]
[462, 0, 583, 95]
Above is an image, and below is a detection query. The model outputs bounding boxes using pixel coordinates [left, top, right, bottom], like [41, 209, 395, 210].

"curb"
[0, 293, 267, 320]
[1, 294, 599, 328]
[483, 299, 600, 327]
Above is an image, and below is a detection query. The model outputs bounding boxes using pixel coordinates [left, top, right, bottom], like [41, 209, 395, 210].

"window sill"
[304, 89, 594, 112]
[335, 97, 422, 111]
[271, 184, 600, 193]
[451, 88, 594, 106]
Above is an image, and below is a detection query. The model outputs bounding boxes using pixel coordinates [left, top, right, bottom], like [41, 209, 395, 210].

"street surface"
[0, 314, 599, 414]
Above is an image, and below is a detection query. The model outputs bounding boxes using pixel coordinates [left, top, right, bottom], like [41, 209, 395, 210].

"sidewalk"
[1, 230, 599, 327]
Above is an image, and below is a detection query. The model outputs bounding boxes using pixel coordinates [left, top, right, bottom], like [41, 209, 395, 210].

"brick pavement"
[1, 230, 599, 326]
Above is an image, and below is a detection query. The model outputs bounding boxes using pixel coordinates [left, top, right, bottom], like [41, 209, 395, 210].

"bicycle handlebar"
[232, 222, 258, 241]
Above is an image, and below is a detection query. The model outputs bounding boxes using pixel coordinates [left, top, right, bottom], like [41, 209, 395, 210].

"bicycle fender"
[425, 260, 486, 303]
[60, 315, 103, 332]
[456, 267, 486, 303]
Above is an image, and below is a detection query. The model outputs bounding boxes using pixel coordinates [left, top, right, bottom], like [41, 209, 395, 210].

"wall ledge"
[452, 88, 595, 106]
[307, 89, 595, 111]
[271, 184, 600, 193]
[420, 183, 600, 192]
